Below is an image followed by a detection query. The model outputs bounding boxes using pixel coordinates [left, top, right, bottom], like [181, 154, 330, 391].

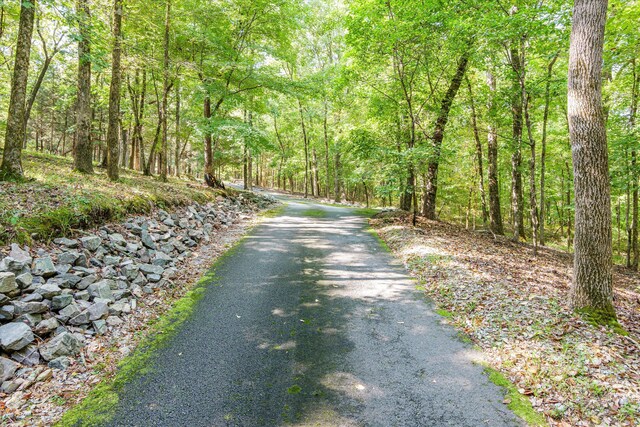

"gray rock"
[0, 357, 18, 382]
[0, 272, 18, 293]
[68, 310, 91, 326]
[104, 255, 121, 266]
[92, 319, 107, 335]
[35, 318, 60, 335]
[0, 322, 35, 351]
[147, 274, 162, 283]
[76, 274, 97, 290]
[33, 257, 57, 278]
[16, 313, 42, 328]
[109, 233, 127, 247]
[0, 305, 15, 321]
[54, 238, 79, 248]
[109, 302, 131, 316]
[74, 252, 89, 267]
[9, 244, 32, 265]
[51, 294, 73, 310]
[57, 303, 81, 322]
[80, 235, 102, 251]
[74, 291, 90, 301]
[87, 280, 114, 301]
[12, 300, 49, 315]
[11, 344, 40, 366]
[0, 294, 7, 305]
[35, 283, 62, 299]
[153, 252, 173, 266]
[121, 264, 139, 281]
[56, 264, 73, 275]
[87, 302, 109, 321]
[140, 264, 164, 276]
[16, 272, 33, 288]
[141, 231, 157, 249]
[57, 251, 80, 265]
[113, 289, 132, 301]
[106, 316, 123, 326]
[2, 379, 20, 393]
[21, 292, 43, 303]
[52, 273, 82, 288]
[39, 332, 83, 361]
[48, 356, 70, 370]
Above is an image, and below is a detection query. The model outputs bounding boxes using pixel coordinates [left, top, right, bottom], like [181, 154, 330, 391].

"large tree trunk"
[203, 95, 213, 177]
[334, 146, 341, 203]
[174, 80, 181, 177]
[323, 101, 331, 198]
[106, 0, 123, 181]
[159, 0, 171, 182]
[74, 0, 93, 173]
[0, 0, 36, 180]
[568, 0, 615, 318]
[423, 52, 469, 219]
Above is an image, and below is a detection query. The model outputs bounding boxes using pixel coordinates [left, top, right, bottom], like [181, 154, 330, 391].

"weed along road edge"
[59, 199, 524, 427]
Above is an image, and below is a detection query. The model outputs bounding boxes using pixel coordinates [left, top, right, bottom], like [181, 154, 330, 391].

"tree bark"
[160, 0, 171, 182]
[568, 0, 615, 317]
[106, 0, 123, 181]
[74, 0, 92, 173]
[0, 0, 36, 180]
[423, 52, 469, 219]
[298, 100, 309, 198]
[540, 53, 559, 246]
[466, 76, 488, 224]
[203, 95, 213, 177]
[509, 44, 525, 242]
[486, 69, 504, 235]
[629, 58, 639, 270]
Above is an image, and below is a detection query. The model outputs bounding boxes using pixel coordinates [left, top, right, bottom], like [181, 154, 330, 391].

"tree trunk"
[323, 101, 331, 198]
[629, 58, 639, 270]
[466, 76, 488, 224]
[486, 69, 504, 235]
[567, 0, 615, 318]
[298, 100, 309, 198]
[106, 0, 123, 181]
[539, 53, 559, 245]
[174, 80, 181, 177]
[0, 0, 36, 180]
[159, 0, 171, 182]
[334, 146, 341, 203]
[203, 95, 213, 177]
[73, 0, 93, 173]
[509, 44, 525, 241]
[423, 52, 469, 219]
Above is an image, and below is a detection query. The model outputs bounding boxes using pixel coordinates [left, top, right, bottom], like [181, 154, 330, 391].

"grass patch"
[484, 367, 547, 426]
[353, 208, 378, 218]
[55, 236, 247, 426]
[287, 385, 302, 394]
[435, 308, 454, 318]
[0, 150, 229, 245]
[302, 208, 327, 218]
[366, 227, 391, 252]
[260, 204, 286, 218]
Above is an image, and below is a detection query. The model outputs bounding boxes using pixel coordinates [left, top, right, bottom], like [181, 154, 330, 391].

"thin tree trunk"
[0, 0, 36, 180]
[298, 99, 309, 198]
[323, 100, 331, 198]
[539, 53, 559, 245]
[509, 43, 525, 241]
[160, 0, 171, 182]
[629, 58, 639, 270]
[423, 52, 469, 219]
[466, 76, 488, 224]
[106, 0, 123, 181]
[175, 80, 181, 177]
[567, 0, 614, 317]
[486, 69, 504, 235]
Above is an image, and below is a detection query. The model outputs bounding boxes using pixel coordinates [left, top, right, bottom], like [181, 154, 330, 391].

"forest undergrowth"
[371, 211, 640, 427]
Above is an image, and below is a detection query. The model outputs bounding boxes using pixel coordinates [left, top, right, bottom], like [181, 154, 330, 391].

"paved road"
[104, 200, 522, 426]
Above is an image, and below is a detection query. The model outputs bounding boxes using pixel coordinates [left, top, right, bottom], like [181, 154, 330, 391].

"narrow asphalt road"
[103, 199, 522, 427]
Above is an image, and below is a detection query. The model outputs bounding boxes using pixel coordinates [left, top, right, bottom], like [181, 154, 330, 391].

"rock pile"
[0, 193, 276, 393]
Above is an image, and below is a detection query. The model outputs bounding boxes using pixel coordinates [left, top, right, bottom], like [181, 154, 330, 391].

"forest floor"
[371, 211, 640, 427]
[0, 150, 225, 245]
